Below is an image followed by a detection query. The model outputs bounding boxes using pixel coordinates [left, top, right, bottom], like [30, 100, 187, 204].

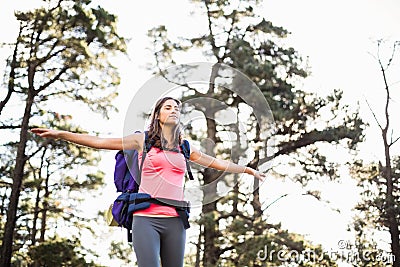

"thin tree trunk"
[31, 185, 41, 246]
[195, 224, 203, 267]
[380, 53, 400, 267]
[0, 93, 34, 267]
[251, 124, 262, 220]
[0, 192, 7, 233]
[383, 138, 400, 266]
[40, 172, 50, 242]
[202, 116, 220, 267]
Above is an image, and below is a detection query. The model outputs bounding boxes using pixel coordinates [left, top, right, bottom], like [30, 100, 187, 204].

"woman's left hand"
[249, 168, 266, 182]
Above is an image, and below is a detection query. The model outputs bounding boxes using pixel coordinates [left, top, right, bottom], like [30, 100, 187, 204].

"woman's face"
[158, 99, 181, 126]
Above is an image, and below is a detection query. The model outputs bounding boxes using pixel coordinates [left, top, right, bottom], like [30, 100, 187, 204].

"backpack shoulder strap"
[180, 139, 194, 180]
[180, 139, 190, 159]
[138, 131, 153, 185]
[143, 131, 153, 152]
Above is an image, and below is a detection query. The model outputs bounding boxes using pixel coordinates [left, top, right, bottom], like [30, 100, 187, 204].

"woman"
[31, 96, 266, 267]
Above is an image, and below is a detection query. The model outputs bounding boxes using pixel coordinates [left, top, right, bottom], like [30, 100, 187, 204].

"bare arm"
[189, 145, 266, 181]
[30, 128, 144, 151]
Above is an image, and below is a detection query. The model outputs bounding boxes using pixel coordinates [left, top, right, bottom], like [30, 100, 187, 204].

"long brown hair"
[147, 96, 182, 149]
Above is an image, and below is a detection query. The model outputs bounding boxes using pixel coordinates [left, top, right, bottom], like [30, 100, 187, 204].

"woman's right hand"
[31, 128, 61, 139]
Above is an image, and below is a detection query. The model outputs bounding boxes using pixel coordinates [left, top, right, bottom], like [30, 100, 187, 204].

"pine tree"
[0, 0, 126, 265]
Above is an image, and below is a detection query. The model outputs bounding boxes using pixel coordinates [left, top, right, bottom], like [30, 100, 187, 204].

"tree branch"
[0, 24, 22, 116]
[0, 125, 21, 130]
[365, 98, 383, 130]
[260, 126, 357, 166]
[389, 135, 400, 147]
[204, 1, 221, 62]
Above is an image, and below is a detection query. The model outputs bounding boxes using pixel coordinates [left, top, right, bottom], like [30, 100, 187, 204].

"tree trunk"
[251, 124, 262, 220]
[0, 192, 7, 233]
[383, 135, 400, 266]
[202, 116, 220, 266]
[380, 55, 400, 267]
[194, 224, 202, 267]
[200, 63, 223, 266]
[39, 173, 50, 242]
[0, 93, 34, 267]
[202, 202, 219, 267]
[31, 185, 41, 246]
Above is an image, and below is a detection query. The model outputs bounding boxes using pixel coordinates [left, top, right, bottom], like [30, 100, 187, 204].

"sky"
[1, 0, 400, 266]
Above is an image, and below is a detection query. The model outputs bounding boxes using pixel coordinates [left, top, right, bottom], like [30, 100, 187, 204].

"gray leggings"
[131, 216, 186, 267]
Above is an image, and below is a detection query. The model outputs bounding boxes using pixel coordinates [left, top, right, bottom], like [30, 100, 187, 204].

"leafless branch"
[389, 135, 400, 147]
[365, 98, 383, 130]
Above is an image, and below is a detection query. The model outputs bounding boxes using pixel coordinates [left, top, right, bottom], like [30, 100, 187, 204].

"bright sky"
[1, 0, 400, 266]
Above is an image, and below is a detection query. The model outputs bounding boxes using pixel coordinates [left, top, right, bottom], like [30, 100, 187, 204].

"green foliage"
[1, 111, 106, 262]
[6, 0, 126, 118]
[350, 157, 400, 263]
[28, 237, 104, 267]
[108, 240, 132, 266]
[209, 194, 339, 266]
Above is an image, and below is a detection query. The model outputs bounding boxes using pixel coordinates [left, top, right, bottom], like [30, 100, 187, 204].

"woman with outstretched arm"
[31, 96, 266, 267]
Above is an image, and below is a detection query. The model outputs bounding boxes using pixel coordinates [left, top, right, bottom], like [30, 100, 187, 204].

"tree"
[28, 237, 103, 267]
[350, 40, 400, 267]
[0, 0, 126, 265]
[108, 240, 133, 267]
[146, 0, 364, 266]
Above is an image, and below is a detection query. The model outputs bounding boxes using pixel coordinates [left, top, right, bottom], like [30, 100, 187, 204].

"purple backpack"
[113, 148, 140, 193]
[111, 131, 193, 241]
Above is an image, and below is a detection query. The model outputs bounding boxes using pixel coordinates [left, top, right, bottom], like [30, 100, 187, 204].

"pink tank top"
[133, 147, 186, 217]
